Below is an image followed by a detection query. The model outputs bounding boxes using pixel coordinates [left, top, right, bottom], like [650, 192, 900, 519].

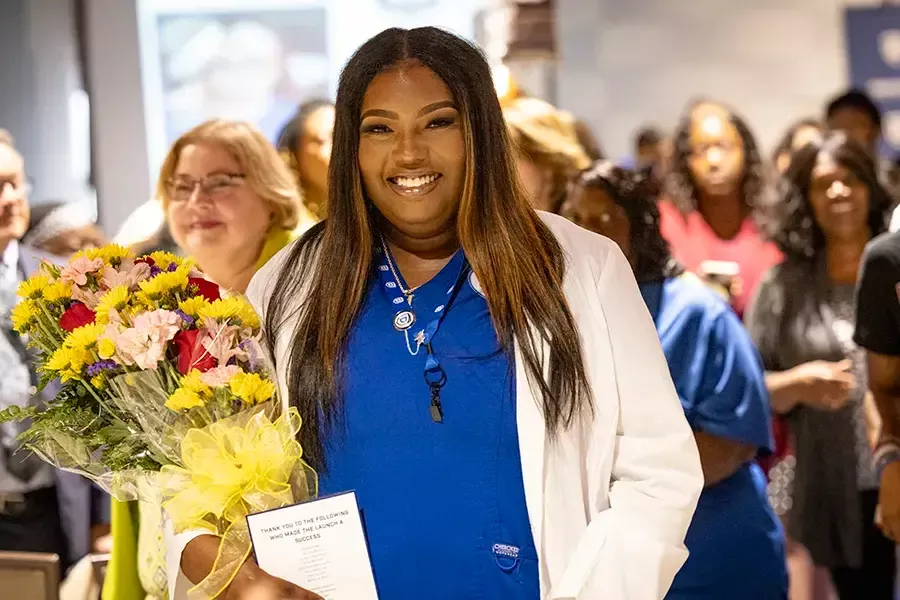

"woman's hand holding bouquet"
[2, 245, 316, 599]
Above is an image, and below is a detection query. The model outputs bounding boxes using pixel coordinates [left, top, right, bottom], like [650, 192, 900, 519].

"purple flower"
[167, 263, 179, 272]
[149, 266, 163, 277]
[174, 309, 194, 326]
[86, 359, 119, 377]
[239, 339, 260, 372]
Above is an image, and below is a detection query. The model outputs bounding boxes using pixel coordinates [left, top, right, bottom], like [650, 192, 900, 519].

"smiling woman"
[166, 26, 702, 600]
[158, 120, 305, 294]
[103, 120, 306, 600]
[746, 132, 895, 599]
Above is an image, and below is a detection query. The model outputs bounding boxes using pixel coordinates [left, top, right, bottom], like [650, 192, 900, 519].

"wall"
[83, 0, 150, 235]
[0, 0, 84, 208]
[82, 0, 883, 231]
[556, 0, 855, 160]
[86, 0, 499, 237]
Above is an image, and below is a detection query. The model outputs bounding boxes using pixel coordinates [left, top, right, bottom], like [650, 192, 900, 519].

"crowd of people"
[4, 24, 900, 600]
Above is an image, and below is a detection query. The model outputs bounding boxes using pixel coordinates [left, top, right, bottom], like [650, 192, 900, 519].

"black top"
[854, 231, 900, 356]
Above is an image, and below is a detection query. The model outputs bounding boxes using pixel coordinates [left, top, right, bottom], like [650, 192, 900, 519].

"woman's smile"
[386, 172, 443, 197]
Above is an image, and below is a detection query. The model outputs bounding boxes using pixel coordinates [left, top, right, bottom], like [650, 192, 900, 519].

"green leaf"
[0, 404, 40, 424]
[35, 369, 56, 394]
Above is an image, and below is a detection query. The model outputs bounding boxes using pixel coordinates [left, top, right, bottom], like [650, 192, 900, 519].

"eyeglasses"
[0, 176, 33, 197]
[165, 173, 245, 203]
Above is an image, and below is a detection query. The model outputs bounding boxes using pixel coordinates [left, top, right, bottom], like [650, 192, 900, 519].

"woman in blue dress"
[562, 161, 788, 600]
[166, 27, 703, 600]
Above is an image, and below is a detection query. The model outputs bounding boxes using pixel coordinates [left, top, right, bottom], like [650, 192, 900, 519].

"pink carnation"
[59, 256, 105, 287]
[116, 309, 183, 370]
[100, 259, 152, 290]
[199, 365, 241, 387]
[72, 286, 103, 309]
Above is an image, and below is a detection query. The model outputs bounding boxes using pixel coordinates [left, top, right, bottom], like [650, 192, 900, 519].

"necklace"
[379, 235, 422, 299]
[379, 235, 426, 355]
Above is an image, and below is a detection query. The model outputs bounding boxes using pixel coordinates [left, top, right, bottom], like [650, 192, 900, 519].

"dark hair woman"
[660, 99, 782, 316]
[746, 132, 894, 599]
[563, 162, 787, 600]
[771, 118, 823, 175]
[276, 99, 336, 221]
[166, 27, 702, 600]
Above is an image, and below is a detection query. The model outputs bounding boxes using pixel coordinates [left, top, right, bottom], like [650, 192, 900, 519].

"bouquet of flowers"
[2, 245, 316, 599]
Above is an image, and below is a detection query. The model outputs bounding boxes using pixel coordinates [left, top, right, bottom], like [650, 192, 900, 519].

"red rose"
[189, 277, 220, 302]
[135, 257, 155, 267]
[171, 329, 217, 374]
[59, 302, 96, 332]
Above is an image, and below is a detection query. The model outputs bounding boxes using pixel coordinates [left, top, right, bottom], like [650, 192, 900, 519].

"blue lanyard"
[374, 241, 469, 423]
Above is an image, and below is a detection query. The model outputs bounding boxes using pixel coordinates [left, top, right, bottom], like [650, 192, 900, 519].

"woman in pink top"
[660, 100, 782, 317]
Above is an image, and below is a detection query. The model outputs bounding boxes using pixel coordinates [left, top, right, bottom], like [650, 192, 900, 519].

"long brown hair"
[264, 27, 591, 472]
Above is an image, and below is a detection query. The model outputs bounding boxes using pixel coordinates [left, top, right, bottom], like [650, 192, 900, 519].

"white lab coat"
[165, 212, 703, 599]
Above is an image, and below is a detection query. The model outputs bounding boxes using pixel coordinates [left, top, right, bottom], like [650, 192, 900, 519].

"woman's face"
[562, 185, 631, 260]
[295, 105, 335, 194]
[166, 142, 273, 265]
[516, 154, 553, 211]
[357, 63, 465, 241]
[687, 106, 745, 197]
[808, 151, 870, 242]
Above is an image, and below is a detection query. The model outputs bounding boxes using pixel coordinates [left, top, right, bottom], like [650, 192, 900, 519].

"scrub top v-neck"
[317, 247, 540, 599]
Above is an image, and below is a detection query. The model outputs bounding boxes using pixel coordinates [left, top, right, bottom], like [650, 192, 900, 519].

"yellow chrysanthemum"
[178, 297, 211, 319]
[16, 275, 50, 299]
[44, 347, 85, 382]
[138, 265, 191, 300]
[91, 375, 106, 389]
[45, 346, 72, 373]
[228, 371, 275, 405]
[181, 370, 211, 396]
[97, 338, 116, 360]
[95, 285, 130, 324]
[10, 300, 37, 333]
[66, 323, 105, 352]
[71, 247, 99, 262]
[69, 347, 90, 372]
[147, 251, 182, 271]
[43, 281, 72, 303]
[199, 297, 261, 329]
[165, 388, 206, 412]
[95, 244, 132, 265]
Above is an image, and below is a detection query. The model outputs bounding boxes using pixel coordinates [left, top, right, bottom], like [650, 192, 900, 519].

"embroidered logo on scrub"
[491, 543, 521, 572]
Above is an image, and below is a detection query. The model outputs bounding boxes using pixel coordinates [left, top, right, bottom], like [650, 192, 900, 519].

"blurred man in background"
[0, 131, 97, 574]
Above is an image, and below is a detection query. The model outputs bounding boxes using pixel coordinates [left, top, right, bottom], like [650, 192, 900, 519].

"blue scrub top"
[640, 276, 787, 600]
[318, 249, 539, 599]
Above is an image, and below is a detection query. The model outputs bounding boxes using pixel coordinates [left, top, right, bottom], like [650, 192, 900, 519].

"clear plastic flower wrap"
[1, 245, 317, 599]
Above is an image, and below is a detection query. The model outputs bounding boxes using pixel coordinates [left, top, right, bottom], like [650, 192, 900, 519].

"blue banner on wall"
[845, 6, 900, 156]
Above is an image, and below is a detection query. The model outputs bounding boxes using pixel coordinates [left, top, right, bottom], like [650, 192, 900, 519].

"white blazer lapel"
[514, 338, 548, 590]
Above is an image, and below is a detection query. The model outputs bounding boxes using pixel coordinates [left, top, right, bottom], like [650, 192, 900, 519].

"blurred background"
[3, 1, 900, 599]
[7, 0, 895, 238]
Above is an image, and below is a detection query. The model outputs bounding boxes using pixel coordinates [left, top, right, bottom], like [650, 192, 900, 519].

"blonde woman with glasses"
[102, 119, 306, 600]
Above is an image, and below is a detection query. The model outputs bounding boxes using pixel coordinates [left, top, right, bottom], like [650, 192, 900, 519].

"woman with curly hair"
[562, 161, 786, 600]
[745, 132, 893, 599]
[661, 100, 782, 316]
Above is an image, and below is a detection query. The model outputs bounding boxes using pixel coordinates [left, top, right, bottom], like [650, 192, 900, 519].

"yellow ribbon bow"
[160, 406, 316, 599]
